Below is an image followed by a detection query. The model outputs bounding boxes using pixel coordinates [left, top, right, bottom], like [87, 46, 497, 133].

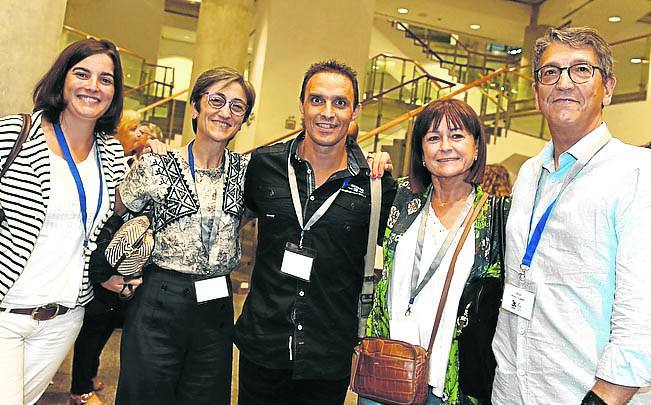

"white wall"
[157, 38, 194, 98]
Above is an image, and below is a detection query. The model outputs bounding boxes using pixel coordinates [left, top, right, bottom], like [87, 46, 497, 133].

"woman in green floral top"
[360, 99, 509, 405]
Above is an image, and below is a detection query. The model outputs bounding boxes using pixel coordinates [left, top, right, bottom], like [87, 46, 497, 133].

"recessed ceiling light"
[397, 7, 409, 14]
[608, 16, 621, 23]
[630, 58, 643, 64]
[469, 24, 481, 30]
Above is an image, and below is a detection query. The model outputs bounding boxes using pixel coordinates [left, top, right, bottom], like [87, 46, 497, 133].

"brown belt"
[0, 304, 73, 321]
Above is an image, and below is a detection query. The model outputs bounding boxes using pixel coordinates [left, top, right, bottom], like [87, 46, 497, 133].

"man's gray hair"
[533, 27, 614, 81]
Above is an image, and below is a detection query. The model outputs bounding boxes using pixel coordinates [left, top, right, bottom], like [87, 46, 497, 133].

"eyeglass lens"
[538, 63, 596, 85]
[206, 93, 247, 116]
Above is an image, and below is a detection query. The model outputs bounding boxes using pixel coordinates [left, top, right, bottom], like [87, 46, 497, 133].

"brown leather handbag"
[350, 193, 489, 405]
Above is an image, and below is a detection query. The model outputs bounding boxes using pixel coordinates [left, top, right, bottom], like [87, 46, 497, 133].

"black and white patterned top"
[119, 149, 249, 276]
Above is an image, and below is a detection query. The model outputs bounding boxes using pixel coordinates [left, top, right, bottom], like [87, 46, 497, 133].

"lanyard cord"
[53, 122, 103, 247]
[287, 152, 351, 248]
[520, 131, 611, 275]
[406, 189, 474, 316]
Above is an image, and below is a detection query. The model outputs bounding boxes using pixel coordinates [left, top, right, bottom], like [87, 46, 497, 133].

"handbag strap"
[0, 113, 32, 179]
[426, 192, 489, 356]
[357, 177, 382, 337]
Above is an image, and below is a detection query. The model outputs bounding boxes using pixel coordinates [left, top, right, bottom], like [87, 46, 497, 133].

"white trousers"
[0, 306, 84, 405]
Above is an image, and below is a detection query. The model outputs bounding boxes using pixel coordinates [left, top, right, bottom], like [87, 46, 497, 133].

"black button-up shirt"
[235, 134, 396, 379]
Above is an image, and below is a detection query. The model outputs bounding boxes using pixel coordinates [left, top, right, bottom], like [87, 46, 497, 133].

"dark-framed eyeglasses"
[201, 91, 248, 117]
[535, 63, 603, 85]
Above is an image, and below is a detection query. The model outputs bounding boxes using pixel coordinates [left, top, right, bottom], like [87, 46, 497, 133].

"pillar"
[181, 0, 255, 143]
[517, 4, 551, 100]
[0, 0, 67, 116]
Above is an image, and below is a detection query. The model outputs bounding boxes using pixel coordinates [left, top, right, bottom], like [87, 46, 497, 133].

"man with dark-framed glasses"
[492, 27, 651, 405]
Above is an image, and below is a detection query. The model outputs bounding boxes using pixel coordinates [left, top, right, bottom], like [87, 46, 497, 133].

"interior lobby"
[0, 0, 650, 404]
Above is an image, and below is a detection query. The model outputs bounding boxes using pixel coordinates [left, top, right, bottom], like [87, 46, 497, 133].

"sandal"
[69, 392, 106, 405]
[92, 376, 105, 392]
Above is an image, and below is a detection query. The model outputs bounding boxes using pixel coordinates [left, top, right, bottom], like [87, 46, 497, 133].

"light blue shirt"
[492, 124, 651, 404]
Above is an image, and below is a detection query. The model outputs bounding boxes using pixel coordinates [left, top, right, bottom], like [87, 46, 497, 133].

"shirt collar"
[540, 123, 610, 173]
[289, 132, 369, 177]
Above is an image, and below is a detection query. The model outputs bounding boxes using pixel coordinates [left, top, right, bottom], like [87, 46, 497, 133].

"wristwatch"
[581, 390, 607, 405]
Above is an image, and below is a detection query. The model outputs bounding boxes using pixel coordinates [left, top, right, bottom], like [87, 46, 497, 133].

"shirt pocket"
[327, 192, 370, 233]
[257, 184, 294, 224]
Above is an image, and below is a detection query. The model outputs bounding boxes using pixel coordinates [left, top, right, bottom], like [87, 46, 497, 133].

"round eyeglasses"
[201, 91, 248, 117]
[534, 63, 603, 85]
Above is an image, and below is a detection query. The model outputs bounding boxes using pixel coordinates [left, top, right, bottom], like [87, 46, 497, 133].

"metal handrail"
[137, 89, 189, 114]
[357, 66, 509, 145]
[610, 33, 651, 47]
[369, 53, 457, 89]
[124, 80, 159, 96]
[62, 25, 145, 61]
[395, 21, 516, 66]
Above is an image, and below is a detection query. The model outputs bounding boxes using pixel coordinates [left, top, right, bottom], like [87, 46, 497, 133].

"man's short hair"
[300, 60, 359, 106]
[533, 26, 614, 82]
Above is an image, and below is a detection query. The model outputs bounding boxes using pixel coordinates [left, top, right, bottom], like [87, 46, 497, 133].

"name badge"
[390, 316, 421, 345]
[501, 282, 536, 320]
[194, 276, 229, 303]
[280, 242, 316, 282]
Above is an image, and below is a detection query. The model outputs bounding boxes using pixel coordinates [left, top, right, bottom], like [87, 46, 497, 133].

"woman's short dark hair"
[33, 38, 124, 135]
[410, 99, 487, 193]
[190, 67, 256, 133]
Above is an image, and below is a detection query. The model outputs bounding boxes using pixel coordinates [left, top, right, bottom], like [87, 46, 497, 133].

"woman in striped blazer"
[0, 39, 139, 405]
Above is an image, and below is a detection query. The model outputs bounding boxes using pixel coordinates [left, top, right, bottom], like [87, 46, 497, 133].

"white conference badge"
[501, 282, 536, 320]
[280, 242, 316, 282]
[194, 276, 229, 303]
[390, 314, 421, 344]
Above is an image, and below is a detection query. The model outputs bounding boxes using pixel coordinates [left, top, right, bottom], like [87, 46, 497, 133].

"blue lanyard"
[519, 131, 611, 274]
[53, 123, 103, 247]
[188, 140, 196, 180]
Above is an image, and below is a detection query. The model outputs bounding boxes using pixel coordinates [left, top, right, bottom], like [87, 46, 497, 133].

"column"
[0, 0, 67, 116]
[517, 4, 551, 100]
[181, 0, 255, 143]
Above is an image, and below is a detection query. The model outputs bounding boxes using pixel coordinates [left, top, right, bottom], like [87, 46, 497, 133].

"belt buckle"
[31, 304, 59, 321]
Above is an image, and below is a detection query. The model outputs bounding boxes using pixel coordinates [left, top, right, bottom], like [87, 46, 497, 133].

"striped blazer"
[0, 111, 126, 305]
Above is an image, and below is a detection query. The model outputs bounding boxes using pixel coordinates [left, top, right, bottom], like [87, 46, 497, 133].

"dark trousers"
[238, 353, 350, 405]
[70, 288, 126, 395]
[116, 265, 234, 405]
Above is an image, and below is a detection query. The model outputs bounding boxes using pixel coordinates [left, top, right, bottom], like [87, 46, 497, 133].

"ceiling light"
[608, 16, 621, 23]
[469, 24, 481, 30]
[397, 7, 409, 14]
[630, 58, 643, 64]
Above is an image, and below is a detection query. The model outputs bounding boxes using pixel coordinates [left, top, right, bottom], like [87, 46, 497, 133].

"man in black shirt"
[235, 60, 396, 405]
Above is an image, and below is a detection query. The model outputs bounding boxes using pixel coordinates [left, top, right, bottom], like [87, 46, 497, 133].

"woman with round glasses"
[114, 67, 255, 405]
